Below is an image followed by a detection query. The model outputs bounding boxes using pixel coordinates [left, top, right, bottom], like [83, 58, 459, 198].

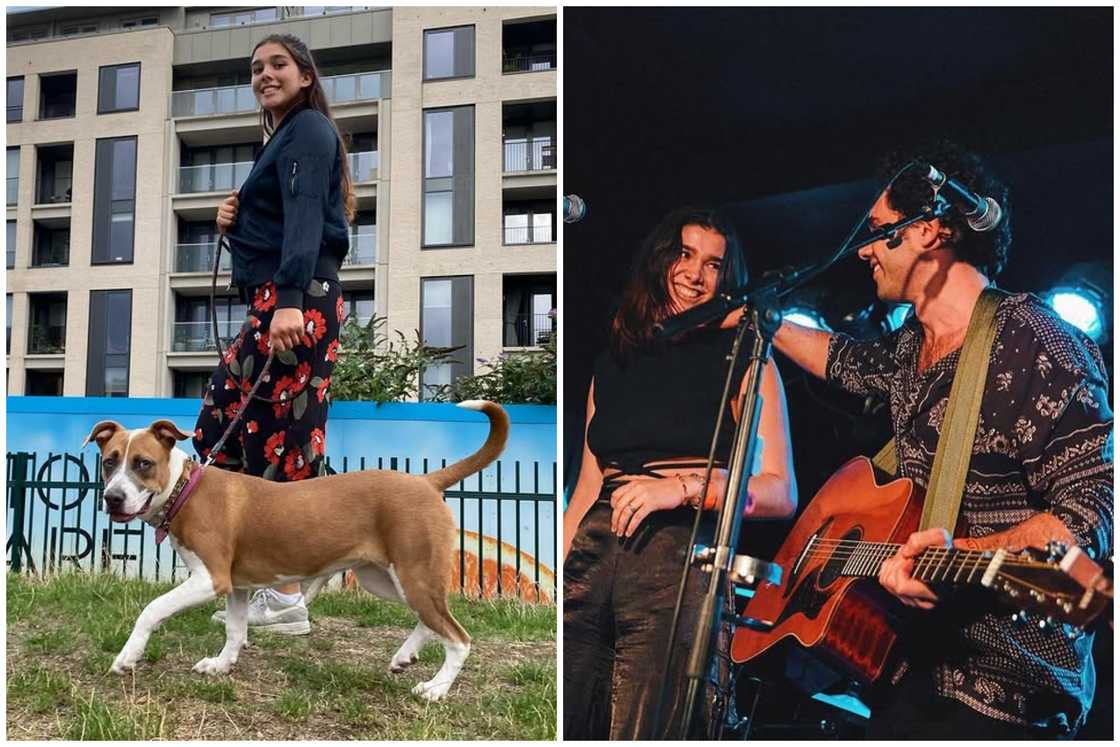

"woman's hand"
[269, 307, 305, 352]
[609, 475, 689, 538]
[216, 189, 239, 234]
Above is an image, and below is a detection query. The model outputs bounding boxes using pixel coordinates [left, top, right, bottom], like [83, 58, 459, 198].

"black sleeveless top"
[587, 326, 751, 474]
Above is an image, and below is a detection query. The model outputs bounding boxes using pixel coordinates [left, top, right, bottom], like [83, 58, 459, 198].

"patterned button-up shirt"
[825, 292, 1113, 730]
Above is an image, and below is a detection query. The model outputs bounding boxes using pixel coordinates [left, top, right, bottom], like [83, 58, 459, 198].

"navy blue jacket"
[226, 103, 350, 309]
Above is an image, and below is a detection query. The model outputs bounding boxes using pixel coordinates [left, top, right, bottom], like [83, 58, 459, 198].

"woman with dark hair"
[562, 207, 798, 739]
[196, 33, 354, 635]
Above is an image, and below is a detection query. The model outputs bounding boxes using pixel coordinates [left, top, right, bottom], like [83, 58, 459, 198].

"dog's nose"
[104, 491, 125, 512]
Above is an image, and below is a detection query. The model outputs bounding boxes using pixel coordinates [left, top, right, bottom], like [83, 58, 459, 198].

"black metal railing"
[503, 222, 554, 245]
[504, 312, 555, 347]
[503, 139, 555, 172]
[503, 52, 557, 73]
[6, 450, 557, 603]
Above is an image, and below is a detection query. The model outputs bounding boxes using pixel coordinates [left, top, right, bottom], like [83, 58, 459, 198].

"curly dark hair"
[610, 207, 748, 355]
[879, 141, 1011, 278]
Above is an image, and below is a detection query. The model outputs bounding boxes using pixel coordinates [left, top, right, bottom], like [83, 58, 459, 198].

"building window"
[36, 144, 73, 204]
[342, 290, 374, 326]
[173, 295, 246, 352]
[32, 223, 69, 267]
[59, 21, 99, 36]
[27, 292, 66, 355]
[26, 370, 64, 396]
[210, 8, 278, 28]
[173, 371, 211, 399]
[39, 71, 77, 119]
[6, 294, 12, 354]
[420, 276, 472, 400]
[122, 16, 159, 29]
[346, 211, 377, 265]
[179, 142, 257, 193]
[7, 221, 16, 269]
[86, 290, 131, 397]
[502, 18, 557, 73]
[424, 26, 475, 81]
[7, 77, 24, 122]
[503, 101, 556, 172]
[503, 201, 555, 245]
[7, 147, 19, 206]
[8, 27, 50, 43]
[92, 137, 137, 264]
[422, 106, 474, 247]
[98, 63, 140, 114]
[503, 274, 556, 347]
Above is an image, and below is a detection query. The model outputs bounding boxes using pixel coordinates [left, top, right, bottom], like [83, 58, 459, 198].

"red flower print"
[223, 402, 240, 420]
[336, 295, 345, 322]
[316, 376, 331, 403]
[302, 309, 327, 347]
[222, 339, 241, 364]
[325, 339, 339, 363]
[264, 431, 286, 464]
[248, 314, 261, 329]
[294, 361, 311, 389]
[246, 420, 259, 434]
[273, 400, 292, 419]
[253, 283, 277, 313]
[213, 451, 228, 465]
[193, 427, 203, 441]
[283, 449, 311, 481]
[273, 375, 296, 402]
[223, 377, 238, 391]
[310, 428, 326, 456]
[255, 330, 271, 355]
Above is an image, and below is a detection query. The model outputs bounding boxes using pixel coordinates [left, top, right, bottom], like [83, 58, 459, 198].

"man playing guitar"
[769, 143, 1113, 738]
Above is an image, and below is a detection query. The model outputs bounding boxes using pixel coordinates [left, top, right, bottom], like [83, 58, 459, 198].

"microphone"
[563, 194, 587, 224]
[922, 163, 1003, 232]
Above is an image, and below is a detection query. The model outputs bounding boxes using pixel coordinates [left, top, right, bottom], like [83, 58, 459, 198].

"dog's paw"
[389, 653, 418, 673]
[412, 678, 452, 702]
[192, 656, 233, 676]
[110, 656, 137, 675]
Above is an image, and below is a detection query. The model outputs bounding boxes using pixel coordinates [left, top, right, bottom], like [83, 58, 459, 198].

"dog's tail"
[425, 401, 510, 491]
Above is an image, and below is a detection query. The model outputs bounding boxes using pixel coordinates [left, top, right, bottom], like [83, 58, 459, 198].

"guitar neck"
[835, 541, 1004, 586]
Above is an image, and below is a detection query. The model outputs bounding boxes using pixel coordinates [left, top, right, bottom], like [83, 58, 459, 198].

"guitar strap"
[871, 287, 1007, 534]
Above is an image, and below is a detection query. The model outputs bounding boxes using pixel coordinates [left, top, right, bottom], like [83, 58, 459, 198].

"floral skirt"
[192, 279, 342, 481]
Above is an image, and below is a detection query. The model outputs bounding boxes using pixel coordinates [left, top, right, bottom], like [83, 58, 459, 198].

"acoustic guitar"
[729, 457, 1112, 683]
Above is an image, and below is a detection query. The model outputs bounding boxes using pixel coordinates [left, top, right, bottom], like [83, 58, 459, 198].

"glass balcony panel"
[504, 312, 555, 347]
[28, 324, 65, 354]
[345, 228, 377, 265]
[178, 161, 254, 193]
[349, 151, 378, 182]
[172, 320, 241, 353]
[175, 241, 233, 273]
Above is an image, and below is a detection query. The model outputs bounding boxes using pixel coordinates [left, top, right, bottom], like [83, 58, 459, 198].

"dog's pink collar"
[154, 461, 204, 544]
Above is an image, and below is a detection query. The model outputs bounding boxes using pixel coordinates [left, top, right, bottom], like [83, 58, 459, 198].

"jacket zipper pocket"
[289, 160, 299, 196]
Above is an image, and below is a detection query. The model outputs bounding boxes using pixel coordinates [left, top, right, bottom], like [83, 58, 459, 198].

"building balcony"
[171, 71, 391, 119]
[503, 312, 554, 348]
[503, 52, 556, 74]
[344, 229, 377, 266]
[503, 222, 554, 245]
[27, 324, 65, 355]
[174, 241, 232, 274]
[503, 139, 555, 173]
[349, 150, 379, 183]
[172, 320, 241, 353]
[178, 161, 253, 194]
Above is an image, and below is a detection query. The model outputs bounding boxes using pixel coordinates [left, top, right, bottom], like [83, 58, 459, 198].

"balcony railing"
[503, 52, 557, 73]
[172, 320, 241, 353]
[171, 71, 391, 118]
[344, 229, 377, 265]
[27, 324, 65, 354]
[178, 161, 253, 194]
[503, 222, 554, 245]
[503, 139, 555, 172]
[31, 243, 68, 267]
[504, 312, 555, 348]
[348, 150, 379, 182]
[175, 241, 232, 273]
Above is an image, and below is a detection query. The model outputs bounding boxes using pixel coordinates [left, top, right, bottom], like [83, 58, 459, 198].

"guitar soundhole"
[818, 527, 862, 589]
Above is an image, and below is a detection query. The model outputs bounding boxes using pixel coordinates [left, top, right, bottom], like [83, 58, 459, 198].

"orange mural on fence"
[452, 530, 555, 603]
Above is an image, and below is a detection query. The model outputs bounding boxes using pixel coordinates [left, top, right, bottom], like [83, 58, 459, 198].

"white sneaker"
[211, 588, 311, 635]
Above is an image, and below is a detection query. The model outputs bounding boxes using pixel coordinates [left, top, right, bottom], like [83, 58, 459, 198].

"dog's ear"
[82, 420, 123, 450]
[150, 420, 192, 450]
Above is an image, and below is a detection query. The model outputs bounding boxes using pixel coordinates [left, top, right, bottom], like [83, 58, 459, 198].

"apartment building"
[5, 6, 557, 398]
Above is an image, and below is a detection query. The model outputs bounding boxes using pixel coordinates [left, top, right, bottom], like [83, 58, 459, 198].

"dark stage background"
[563, 7, 1113, 739]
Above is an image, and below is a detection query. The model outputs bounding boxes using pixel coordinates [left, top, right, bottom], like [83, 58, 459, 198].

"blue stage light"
[885, 304, 912, 332]
[1045, 288, 1105, 342]
[783, 307, 832, 332]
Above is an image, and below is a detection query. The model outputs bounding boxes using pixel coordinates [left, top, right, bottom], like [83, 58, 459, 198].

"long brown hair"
[252, 33, 356, 223]
[610, 207, 747, 356]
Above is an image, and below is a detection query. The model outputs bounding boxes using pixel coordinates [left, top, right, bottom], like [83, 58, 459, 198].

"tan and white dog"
[82, 400, 508, 701]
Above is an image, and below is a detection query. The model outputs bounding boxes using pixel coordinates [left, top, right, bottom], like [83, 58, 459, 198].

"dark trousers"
[866, 665, 1076, 740]
[193, 279, 342, 481]
[564, 500, 719, 740]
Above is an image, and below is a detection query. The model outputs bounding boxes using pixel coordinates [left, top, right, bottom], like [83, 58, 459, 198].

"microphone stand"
[662, 200, 948, 740]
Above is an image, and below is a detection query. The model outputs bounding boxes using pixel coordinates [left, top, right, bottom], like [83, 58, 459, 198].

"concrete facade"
[5, 6, 556, 398]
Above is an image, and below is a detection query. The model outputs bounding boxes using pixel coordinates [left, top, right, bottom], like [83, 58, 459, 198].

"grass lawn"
[6, 572, 556, 740]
